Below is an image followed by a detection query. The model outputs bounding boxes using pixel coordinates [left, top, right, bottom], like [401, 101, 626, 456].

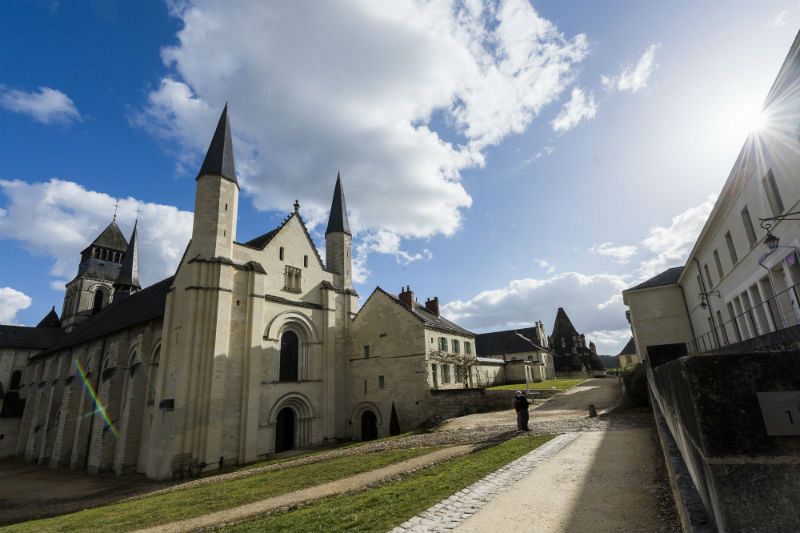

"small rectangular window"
[439, 337, 448, 352]
[303, 255, 308, 268]
[762, 169, 784, 216]
[378, 375, 385, 389]
[703, 264, 713, 289]
[741, 206, 757, 247]
[713, 250, 724, 279]
[725, 231, 738, 264]
[451, 339, 460, 353]
[455, 365, 463, 383]
[363, 345, 370, 358]
[442, 364, 450, 384]
[464, 342, 472, 355]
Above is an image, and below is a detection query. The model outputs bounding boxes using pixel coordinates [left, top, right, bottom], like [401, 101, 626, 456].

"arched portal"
[361, 410, 378, 441]
[275, 408, 295, 453]
[279, 331, 299, 382]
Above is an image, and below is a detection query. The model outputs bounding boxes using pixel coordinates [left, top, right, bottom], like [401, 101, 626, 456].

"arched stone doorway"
[361, 410, 378, 441]
[275, 407, 295, 453]
[279, 331, 299, 382]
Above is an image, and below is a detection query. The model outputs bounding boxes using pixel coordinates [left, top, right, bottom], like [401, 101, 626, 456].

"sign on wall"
[757, 391, 800, 436]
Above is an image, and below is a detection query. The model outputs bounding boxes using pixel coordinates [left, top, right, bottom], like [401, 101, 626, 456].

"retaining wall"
[649, 350, 800, 532]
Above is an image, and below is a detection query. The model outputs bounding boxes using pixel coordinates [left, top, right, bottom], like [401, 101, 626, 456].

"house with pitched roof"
[474, 323, 555, 383]
[349, 286, 478, 438]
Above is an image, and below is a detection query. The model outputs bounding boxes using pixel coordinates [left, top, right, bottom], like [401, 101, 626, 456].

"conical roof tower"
[115, 220, 141, 296]
[325, 173, 351, 236]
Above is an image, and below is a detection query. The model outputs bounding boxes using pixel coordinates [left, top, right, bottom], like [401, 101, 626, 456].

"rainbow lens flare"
[74, 359, 118, 438]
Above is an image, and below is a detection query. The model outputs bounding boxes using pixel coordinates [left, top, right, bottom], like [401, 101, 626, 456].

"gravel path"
[131, 445, 476, 533]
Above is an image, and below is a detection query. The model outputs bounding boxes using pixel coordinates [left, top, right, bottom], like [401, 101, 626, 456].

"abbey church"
[0, 106, 531, 480]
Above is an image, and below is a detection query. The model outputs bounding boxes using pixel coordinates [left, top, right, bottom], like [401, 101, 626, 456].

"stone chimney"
[399, 286, 414, 308]
[425, 297, 440, 317]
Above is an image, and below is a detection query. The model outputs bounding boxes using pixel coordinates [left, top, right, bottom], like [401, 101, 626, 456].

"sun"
[735, 106, 768, 137]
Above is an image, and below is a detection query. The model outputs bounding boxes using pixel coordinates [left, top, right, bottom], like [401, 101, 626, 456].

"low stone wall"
[649, 350, 800, 532]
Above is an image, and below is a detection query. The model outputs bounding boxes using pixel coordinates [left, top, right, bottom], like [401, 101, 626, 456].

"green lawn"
[225, 435, 555, 533]
[488, 378, 585, 391]
[1, 447, 438, 533]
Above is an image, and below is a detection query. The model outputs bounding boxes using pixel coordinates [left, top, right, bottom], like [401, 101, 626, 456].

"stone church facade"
[5, 106, 363, 479]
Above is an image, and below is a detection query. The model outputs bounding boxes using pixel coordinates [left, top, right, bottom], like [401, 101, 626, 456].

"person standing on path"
[513, 390, 530, 431]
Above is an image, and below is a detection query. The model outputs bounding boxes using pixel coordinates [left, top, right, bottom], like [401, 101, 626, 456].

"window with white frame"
[464, 341, 472, 355]
[451, 339, 460, 353]
[442, 364, 450, 383]
[438, 337, 448, 352]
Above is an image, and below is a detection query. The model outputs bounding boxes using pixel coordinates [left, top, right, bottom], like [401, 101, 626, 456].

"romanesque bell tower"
[325, 173, 353, 290]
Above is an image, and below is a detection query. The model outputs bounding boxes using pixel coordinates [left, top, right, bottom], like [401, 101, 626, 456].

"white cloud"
[771, 10, 789, 27]
[534, 259, 556, 274]
[351, 229, 433, 283]
[0, 86, 81, 124]
[601, 44, 659, 93]
[552, 87, 597, 132]
[0, 179, 193, 288]
[442, 271, 630, 337]
[0, 287, 32, 325]
[589, 242, 638, 263]
[638, 195, 716, 279]
[586, 328, 631, 354]
[524, 146, 555, 165]
[135, 0, 588, 280]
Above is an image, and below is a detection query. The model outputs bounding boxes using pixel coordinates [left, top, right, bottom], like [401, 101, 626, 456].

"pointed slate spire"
[197, 103, 237, 184]
[325, 173, 351, 236]
[36, 307, 60, 328]
[115, 220, 140, 292]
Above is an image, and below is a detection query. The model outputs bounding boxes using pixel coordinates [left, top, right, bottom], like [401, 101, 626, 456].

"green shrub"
[621, 363, 649, 407]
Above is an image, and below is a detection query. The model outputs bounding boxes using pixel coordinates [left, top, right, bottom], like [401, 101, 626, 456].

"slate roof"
[375, 287, 474, 337]
[325, 173, 351, 236]
[0, 324, 64, 350]
[618, 337, 637, 356]
[36, 307, 61, 328]
[85, 221, 129, 253]
[626, 266, 685, 292]
[551, 307, 579, 339]
[198, 104, 237, 184]
[475, 327, 548, 357]
[242, 228, 280, 249]
[35, 277, 173, 358]
[115, 220, 140, 288]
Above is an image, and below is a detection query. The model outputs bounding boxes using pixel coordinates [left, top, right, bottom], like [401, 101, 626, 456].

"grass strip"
[1, 447, 437, 533]
[224, 434, 555, 533]
[488, 378, 585, 391]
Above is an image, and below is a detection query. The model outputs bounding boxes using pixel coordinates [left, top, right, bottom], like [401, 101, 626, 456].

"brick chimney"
[399, 286, 414, 307]
[425, 296, 440, 317]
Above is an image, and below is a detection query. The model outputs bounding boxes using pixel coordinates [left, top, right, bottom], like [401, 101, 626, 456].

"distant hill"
[598, 355, 620, 369]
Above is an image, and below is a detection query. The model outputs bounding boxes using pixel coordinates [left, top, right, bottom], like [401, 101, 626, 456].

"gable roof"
[626, 266, 684, 292]
[36, 307, 60, 328]
[367, 287, 474, 337]
[475, 327, 548, 356]
[198, 104, 237, 184]
[238, 211, 325, 270]
[618, 337, 637, 355]
[35, 277, 173, 358]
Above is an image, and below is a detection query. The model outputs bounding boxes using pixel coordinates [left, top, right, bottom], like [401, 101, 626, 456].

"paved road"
[454, 429, 675, 533]
[438, 377, 621, 431]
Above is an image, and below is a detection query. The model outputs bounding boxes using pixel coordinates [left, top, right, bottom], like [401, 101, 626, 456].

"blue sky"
[1, 0, 798, 354]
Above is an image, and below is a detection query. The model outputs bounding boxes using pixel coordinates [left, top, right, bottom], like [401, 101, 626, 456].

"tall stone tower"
[192, 103, 238, 259]
[325, 173, 352, 290]
[146, 105, 239, 479]
[61, 219, 130, 331]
